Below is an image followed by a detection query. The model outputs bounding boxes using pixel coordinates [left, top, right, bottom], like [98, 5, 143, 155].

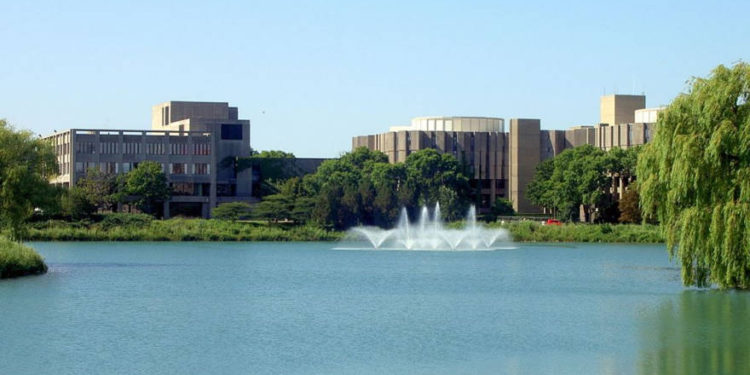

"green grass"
[20, 214, 663, 244]
[25, 215, 344, 242]
[489, 221, 664, 243]
[0, 237, 47, 279]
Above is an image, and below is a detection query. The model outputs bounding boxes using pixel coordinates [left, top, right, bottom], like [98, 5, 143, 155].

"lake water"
[1, 242, 748, 374]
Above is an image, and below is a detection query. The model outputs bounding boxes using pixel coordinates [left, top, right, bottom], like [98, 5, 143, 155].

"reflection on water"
[639, 290, 750, 374]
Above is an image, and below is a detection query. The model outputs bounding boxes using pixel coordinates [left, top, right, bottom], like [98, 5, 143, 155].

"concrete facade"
[351, 96, 663, 215]
[45, 101, 253, 218]
[509, 119, 540, 213]
[599, 94, 646, 125]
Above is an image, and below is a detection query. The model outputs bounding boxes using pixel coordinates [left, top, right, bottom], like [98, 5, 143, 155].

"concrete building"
[45, 101, 253, 218]
[352, 95, 663, 214]
[353, 116, 510, 211]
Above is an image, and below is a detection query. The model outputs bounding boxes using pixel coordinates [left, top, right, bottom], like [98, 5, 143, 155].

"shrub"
[212, 202, 253, 221]
[0, 237, 47, 278]
[98, 213, 154, 230]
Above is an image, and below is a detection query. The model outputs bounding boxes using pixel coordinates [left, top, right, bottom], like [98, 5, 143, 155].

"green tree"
[527, 145, 609, 221]
[527, 158, 556, 215]
[124, 161, 170, 216]
[618, 186, 642, 224]
[211, 202, 252, 221]
[254, 194, 294, 222]
[638, 63, 750, 289]
[404, 149, 470, 208]
[0, 120, 58, 240]
[61, 185, 97, 219]
[63, 168, 119, 218]
[230, 150, 300, 198]
[254, 150, 295, 158]
[490, 198, 515, 220]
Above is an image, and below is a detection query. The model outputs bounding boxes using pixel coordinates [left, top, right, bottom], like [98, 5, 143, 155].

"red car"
[545, 219, 562, 226]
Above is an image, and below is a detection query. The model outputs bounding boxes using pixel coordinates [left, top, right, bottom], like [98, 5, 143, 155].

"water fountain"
[345, 203, 513, 251]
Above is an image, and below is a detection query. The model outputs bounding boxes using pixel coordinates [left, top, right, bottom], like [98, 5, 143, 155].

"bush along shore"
[23, 214, 343, 242]
[0, 238, 48, 279]
[19, 213, 664, 243]
[491, 221, 664, 243]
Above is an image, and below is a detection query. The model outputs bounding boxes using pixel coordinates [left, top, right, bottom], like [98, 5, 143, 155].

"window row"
[168, 163, 211, 175]
[74, 162, 211, 175]
[73, 142, 212, 155]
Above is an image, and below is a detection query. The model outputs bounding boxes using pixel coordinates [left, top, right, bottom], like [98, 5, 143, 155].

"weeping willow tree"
[637, 63, 750, 289]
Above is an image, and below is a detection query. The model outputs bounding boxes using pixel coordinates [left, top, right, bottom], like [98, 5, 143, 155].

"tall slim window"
[194, 163, 210, 175]
[170, 163, 188, 175]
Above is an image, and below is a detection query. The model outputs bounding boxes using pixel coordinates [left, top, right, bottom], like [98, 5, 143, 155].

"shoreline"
[19, 218, 664, 244]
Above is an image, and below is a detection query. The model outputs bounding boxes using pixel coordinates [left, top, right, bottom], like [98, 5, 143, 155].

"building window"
[124, 142, 140, 154]
[100, 142, 118, 154]
[193, 143, 211, 155]
[121, 163, 132, 173]
[194, 163, 210, 175]
[170, 163, 188, 175]
[75, 142, 96, 154]
[171, 183, 195, 196]
[146, 143, 165, 155]
[75, 162, 84, 173]
[628, 125, 633, 145]
[221, 124, 243, 140]
[99, 162, 117, 174]
[171, 143, 188, 155]
[162, 106, 170, 126]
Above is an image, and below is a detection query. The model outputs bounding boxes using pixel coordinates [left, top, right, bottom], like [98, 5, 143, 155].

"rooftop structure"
[389, 116, 504, 133]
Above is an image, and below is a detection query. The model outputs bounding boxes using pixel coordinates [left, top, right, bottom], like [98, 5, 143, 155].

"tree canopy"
[527, 145, 641, 222]
[211, 202, 252, 221]
[63, 168, 120, 218]
[0, 120, 58, 240]
[251, 147, 472, 229]
[124, 161, 170, 215]
[638, 62, 750, 289]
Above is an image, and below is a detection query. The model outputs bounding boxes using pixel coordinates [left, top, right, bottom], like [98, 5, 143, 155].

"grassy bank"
[20, 214, 663, 243]
[493, 221, 664, 243]
[24, 214, 344, 242]
[0, 238, 47, 279]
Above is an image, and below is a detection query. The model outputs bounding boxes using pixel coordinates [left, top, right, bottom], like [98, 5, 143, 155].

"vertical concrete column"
[209, 132, 217, 212]
[509, 119, 541, 214]
[117, 131, 124, 172]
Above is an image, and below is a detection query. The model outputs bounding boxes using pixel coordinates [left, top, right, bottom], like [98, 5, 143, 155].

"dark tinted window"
[221, 124, 243, 140]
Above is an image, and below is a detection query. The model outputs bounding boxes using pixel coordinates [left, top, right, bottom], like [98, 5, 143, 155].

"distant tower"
[599, 94, 646, 125]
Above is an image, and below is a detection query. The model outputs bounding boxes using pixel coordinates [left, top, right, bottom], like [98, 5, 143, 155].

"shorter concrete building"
[352, 95, 664, 214]
[45, 101, 253, 218]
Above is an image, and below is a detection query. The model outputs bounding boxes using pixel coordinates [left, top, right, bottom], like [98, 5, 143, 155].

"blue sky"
[1, 0, 748, 157]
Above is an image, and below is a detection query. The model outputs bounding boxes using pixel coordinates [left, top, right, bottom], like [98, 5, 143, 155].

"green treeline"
[527, 144, 641, 223]
[247, 147, 478, 229]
